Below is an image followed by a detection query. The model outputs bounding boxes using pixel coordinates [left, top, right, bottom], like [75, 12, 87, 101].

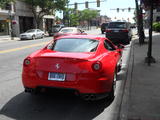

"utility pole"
[135, 0, 140, 38]
[7, 3, 14, 40]
[145, 1, 156, 65]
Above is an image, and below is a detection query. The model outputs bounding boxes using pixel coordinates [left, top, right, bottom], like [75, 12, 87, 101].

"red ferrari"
[22, 35, 123, 101]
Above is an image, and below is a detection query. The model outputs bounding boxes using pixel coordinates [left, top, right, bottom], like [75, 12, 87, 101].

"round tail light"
[92, 61, 102, 71]
[24, 58, 31, 66]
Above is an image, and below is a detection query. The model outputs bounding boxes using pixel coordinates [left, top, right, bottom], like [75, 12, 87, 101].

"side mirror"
[117, 44, 125, 49]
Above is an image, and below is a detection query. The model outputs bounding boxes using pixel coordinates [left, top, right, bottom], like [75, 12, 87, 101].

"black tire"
[101, 31, 104, 34]
[117, 58, 122, 72]
[41, 34, 44, 38]
[108, 71, 117, 100]
[32, 35, 36, 40]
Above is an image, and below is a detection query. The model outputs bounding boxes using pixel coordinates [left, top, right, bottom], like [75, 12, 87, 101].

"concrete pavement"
[119, 33, 160, 120]
[0, 35, 20, 42]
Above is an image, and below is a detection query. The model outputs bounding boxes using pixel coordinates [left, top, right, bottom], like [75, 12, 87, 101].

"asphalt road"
[0, 30, 132, 120]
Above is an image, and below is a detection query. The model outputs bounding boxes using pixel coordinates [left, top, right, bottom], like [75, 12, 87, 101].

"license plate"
[114, 30, 119, 32]
[48, 72, 65, 81]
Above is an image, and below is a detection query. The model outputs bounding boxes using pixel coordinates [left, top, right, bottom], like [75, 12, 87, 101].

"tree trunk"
[135, 0, 145, 44]
[139, 0, 145, 44]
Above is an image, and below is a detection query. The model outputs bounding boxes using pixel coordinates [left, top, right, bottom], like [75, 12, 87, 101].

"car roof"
[61, 27, 78, 30]
[55, 35, 105, 41]
[109, 21, 128, 23]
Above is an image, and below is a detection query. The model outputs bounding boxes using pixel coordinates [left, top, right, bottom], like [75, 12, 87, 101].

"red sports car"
[53, 27, 87, 39]
[22, 35, 123, 101]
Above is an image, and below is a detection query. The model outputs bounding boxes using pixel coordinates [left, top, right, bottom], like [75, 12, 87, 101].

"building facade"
[153, 7, 160, 22]
[144, 7, 160, 28]
[0, 0, 55, 37]
[0, 3, 14, 36]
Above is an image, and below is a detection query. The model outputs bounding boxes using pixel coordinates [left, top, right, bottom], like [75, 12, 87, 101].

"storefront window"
[0, 20, 9, 35]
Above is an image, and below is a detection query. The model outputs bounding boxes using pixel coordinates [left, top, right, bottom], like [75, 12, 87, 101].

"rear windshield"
[60, 29, 74, 33]
[49, 38, 99, 52]
[108, 22, 126, 28]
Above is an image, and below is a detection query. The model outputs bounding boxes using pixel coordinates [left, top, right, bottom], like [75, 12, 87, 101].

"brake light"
[92, 61, 102, 71]
[106, 29, 112, 32]
[121, 29, 129, 32]
[23, 58, 31, 66]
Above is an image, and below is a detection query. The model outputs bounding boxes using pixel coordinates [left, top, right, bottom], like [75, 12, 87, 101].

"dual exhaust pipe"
[82, 94, 97, 101]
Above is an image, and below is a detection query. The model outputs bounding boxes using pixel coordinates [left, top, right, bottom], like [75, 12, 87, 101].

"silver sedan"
[20, 29, 45, 40]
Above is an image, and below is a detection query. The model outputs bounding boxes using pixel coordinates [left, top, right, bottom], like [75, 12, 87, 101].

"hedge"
[153, 22, 160, 32]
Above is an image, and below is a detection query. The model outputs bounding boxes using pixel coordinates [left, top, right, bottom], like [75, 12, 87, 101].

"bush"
[153, 22, 160, 32]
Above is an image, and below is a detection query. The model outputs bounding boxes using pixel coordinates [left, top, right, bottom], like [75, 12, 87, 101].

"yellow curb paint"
[0, 42, 48, 54]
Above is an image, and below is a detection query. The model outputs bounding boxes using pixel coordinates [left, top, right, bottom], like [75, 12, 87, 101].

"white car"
[20, 29, 45, 40]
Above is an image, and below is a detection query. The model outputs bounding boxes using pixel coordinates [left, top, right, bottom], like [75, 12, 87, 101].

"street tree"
[80, 9, 99, 29]
[135, 0, 145, 44]
[0, 0, 14, 8]
[24, 0, 68, 28]
[63, 8, 99, 28]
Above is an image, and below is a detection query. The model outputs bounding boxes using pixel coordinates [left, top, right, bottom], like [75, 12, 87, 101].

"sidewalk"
[0, 35, 20, 42]
[120, 33, 160, 120]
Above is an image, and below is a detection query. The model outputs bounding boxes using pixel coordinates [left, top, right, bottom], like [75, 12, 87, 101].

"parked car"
[22, 35, 124, 101]
[105, 21, 132, 45]
[53, 27, 87, 39]
[48, 24, 64, 36]
[101, 23, 109, 34]
[20, 29, 45, 40]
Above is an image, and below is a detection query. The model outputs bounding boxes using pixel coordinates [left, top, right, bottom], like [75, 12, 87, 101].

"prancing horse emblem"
[55, 64, 60, 69]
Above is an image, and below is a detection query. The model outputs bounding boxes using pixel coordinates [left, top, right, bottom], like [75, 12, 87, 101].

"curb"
[118, 39, 135, 120]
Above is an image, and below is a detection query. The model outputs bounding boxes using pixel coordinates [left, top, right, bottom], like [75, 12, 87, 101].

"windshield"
[108, 22, 126, 28]
[26, 29, 36, 33]
[50, 38, 99, 52]
[60, 29, 74, 33]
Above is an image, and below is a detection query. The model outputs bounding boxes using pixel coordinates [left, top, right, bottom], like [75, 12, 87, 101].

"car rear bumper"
[22, 72, 112, 94]
[24, 86, 110, 100]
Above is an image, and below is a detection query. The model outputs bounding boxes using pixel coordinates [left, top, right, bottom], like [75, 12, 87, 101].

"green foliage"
[24, 0, 68, 28]
[24, 0, 67, 14]
[0, 0, 14, 8]
[80, 9, 99, 21]
[63, 8, 99, 27]
[153, 22, 160, 32]
[66, 9, 81, 26]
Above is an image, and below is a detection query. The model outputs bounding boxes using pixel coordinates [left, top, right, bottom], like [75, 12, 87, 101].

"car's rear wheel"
[108, 70, 117, 100]
[101, 31, 104, 34]
[41, 34, 44, 38]
[32, 35, 36, 40]
[117, 58, 122, 72]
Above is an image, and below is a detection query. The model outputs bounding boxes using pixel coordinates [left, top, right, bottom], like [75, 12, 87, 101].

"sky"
[56, 0, 136, 23]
